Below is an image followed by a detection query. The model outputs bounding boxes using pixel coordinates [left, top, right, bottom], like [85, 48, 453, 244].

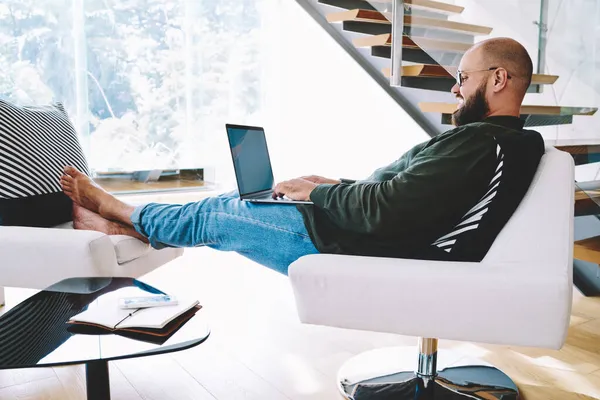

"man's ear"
[492, 68, 509, 92]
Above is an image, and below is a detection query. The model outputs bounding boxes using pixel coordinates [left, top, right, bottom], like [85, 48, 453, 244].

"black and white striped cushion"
[0, 100, 89, 227]
[0, 100, 89, 198]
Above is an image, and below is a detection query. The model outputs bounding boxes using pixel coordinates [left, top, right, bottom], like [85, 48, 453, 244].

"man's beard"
[452, 82, 490, 127]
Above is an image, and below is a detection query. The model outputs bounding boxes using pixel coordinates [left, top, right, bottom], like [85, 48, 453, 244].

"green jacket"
[297, 116, 545, 261]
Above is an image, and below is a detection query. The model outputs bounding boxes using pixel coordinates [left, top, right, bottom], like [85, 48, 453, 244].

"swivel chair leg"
[338, 338, 519, 399]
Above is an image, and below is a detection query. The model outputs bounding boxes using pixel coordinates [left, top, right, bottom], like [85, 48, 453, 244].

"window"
[0, 0, 276, 179]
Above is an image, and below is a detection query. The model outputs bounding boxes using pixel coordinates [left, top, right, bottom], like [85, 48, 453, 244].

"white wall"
[266, 1, 429, 183]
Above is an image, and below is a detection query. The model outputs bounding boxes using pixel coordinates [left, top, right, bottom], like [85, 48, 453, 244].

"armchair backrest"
[483, 146, 574, 275]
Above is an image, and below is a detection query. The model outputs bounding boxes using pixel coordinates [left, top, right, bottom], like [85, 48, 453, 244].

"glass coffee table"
[0, 277, 210, 400]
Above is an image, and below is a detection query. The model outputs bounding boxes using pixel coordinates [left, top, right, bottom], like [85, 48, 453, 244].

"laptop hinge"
[244, 189, 272, 199]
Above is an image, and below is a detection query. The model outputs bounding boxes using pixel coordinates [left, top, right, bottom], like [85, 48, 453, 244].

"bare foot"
[61, 166, 135, 224]
[72, 204, 148, 243]
[72, 203, 117, 234]
[61, 166, 107, 214]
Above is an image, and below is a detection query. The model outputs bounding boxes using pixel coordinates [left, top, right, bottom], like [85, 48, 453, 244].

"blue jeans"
[130, 191, 319, 275]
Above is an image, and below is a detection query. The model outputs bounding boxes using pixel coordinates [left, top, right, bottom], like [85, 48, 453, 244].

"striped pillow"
[0, 100, 90, 227]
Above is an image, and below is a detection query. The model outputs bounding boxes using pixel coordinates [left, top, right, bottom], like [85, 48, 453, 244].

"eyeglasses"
[456, 67, 512, 87]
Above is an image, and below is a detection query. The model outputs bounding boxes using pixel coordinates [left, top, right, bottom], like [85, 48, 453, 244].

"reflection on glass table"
[0, 277, 210, 400]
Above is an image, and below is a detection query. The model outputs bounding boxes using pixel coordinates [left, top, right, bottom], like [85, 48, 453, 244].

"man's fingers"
[273, 182, 285, 198]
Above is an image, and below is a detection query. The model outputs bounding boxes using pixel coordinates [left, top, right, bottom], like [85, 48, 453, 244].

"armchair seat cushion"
[290, 254, 570, 349]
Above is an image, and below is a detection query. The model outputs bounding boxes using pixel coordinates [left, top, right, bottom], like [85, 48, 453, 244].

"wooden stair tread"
[574, 236, 600, 264]
[419, 102, 598, 116]
[556, 145, 600, 155]
[530, 74, 560, 85]
[353, 34, 472, 52]
[575, 189, 600, 202]
[327, 9, 390, 24]
[327, 10, 493, 34]
[405, 0, 464, 14]
[365, 0, 464, 14]
[407, 16, 492, 35]
[575, 181, 600, 201]
[381, 65, 559, 85]
[320, 0, 463, 14]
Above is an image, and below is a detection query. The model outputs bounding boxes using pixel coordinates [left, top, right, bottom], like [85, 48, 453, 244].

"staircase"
[296, 0, 598, 137]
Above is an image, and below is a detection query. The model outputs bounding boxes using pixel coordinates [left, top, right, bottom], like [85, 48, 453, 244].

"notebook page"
[117, 299, 199, 330]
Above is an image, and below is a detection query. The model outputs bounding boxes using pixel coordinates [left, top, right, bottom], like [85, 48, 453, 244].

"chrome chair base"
[338, 347, 519, 400]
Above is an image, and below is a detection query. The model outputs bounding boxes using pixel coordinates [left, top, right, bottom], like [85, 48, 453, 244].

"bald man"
[61, 37, 544, 274]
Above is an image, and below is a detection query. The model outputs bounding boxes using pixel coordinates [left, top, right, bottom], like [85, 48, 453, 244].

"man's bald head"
[451, 38, 534, 125]
[468, 37, 533, 98]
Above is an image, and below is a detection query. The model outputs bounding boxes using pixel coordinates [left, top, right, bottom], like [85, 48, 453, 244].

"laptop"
[226, 123, 313, 204]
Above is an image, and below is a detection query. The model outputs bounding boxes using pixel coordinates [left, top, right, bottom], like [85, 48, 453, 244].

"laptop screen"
[226, 124, 274, 196]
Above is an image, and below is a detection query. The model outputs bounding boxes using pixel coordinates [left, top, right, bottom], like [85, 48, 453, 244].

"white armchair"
[0, 223, 183, 306]
[289, 147, 574, 399]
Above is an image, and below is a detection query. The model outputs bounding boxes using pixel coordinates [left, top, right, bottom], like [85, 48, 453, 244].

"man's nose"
[451, 83, 460, 95]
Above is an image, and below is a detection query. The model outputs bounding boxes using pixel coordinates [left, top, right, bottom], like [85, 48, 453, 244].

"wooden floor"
[2, 248, 600, 399]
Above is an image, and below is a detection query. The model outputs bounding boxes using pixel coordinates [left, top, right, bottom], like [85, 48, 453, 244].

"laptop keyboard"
[271, 195, 291, 201]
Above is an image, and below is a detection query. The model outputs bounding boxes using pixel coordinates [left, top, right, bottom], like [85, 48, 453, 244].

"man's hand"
[301, 175, 341, 185]
[273, 178, 318, 201]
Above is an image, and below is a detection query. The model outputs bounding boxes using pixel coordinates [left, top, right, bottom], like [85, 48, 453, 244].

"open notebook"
[68, 298, 201, 337]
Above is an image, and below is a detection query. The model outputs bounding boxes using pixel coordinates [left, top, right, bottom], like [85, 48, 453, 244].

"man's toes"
[63, 166, 80, 177]
[61, 174, 73, 184]
[60, 181, 72, 191]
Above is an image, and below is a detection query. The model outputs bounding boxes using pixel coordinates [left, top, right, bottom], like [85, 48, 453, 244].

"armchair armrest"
[0, 226, 118, 290]
[289, 254, 571, 349]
